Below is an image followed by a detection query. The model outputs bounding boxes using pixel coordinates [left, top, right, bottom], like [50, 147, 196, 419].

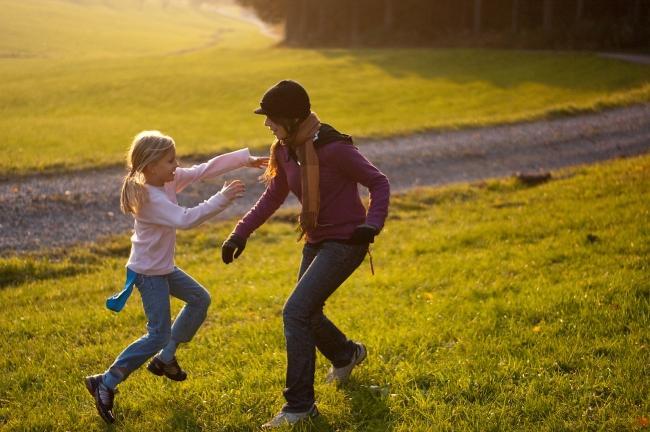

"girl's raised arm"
[174, 148, 251, 193]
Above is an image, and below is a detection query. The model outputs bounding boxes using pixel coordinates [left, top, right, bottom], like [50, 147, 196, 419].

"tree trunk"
[298, 0, 311, 44]
[633, 0, 642, 25]
[284, 0, 301, 44]
[473, 0, 482, 34]
[575, 0, 584, 21]
[511, 0, 520, 33]
[543, 0, 553, 33]
[384, 0, 394, 32]
[457, 0, 466, 31]
[316, 1, 328, 41]
[349, 0, 361, 46]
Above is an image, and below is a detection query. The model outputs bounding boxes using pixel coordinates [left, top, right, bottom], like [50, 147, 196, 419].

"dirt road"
[1, 104, 649, 253]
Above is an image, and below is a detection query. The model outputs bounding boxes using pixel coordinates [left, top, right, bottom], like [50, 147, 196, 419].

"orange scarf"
[287, 112, 321, 238]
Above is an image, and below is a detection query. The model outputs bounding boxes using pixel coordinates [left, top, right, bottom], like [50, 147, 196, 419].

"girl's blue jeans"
[102, 267, 211, 389]
[282, 241, 368, 412]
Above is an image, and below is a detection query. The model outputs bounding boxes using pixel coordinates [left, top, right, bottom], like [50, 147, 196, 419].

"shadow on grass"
[342, 379, 394, 431]
[0, 259, 87, 289]
[281, 378, 392, 431]
[168, 408, 203, 431]
[0, 238, 129, 289]
[314, 48, 649, 91]
[292, 414, 335, 432]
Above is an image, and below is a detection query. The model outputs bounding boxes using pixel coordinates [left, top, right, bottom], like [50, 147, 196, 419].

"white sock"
[158, 339, 178, 364]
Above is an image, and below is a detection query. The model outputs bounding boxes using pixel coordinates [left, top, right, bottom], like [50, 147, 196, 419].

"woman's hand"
[222, 233, 246, 264]
[349, 224, 377, 244]
[220, 180, 246, 200]
[247, 156, 270, 169]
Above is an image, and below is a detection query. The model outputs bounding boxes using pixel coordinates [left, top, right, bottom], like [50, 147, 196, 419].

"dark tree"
[543, 0, 553, 33]
[349, 0, 361, 45]
[384, 0, 395, 32]
[576, 0, 584, 21]
[473, 0, 483, 33]
[512, 0, 520, 32]
[235, 0, 650, 50]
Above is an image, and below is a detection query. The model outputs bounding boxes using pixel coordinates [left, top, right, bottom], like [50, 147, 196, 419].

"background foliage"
[233, 0, 650, 49]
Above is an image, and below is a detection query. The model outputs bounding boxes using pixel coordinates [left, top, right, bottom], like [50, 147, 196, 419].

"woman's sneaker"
[84, 374, 116, 424]
[147, 356, 187, 381]
[261, 405, 319, 428]
[326, 342, 367, 383]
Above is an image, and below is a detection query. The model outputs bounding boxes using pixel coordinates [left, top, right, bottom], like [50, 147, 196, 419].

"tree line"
[233, 0, 650, 49]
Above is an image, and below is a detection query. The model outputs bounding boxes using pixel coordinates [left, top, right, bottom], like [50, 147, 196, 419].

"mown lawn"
[0, 154, 648, 431]
[1, 0, 650, 175]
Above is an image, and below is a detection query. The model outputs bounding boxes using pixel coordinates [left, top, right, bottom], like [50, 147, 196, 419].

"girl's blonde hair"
[120, 130, 175, 214]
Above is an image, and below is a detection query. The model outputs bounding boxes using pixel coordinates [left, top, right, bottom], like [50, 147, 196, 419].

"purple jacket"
[234, 134, 390, 244]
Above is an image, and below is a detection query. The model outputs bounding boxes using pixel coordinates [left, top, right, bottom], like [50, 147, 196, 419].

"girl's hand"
[247, 156, 270, 169]
[221, 180, 246, 200]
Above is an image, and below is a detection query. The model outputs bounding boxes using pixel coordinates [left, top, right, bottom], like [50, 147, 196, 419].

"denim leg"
[297, 244, 359, 368]
[282, 241, 368, 412]
[157, 267, 211, 362]
[103, 274, 172, 388]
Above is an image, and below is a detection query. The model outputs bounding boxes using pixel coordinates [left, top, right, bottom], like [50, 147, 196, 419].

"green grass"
[1, 0, 650, 175]
[1, 154, 648, 431]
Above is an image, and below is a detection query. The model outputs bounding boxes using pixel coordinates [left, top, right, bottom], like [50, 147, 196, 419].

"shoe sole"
[84, 377, 115, 424]
[326, 344, 368, 384]
[146, 362, 165, 376]
[147, 361, 187, 381]
[261, 406, 319, 428]
[355, 344, 367, 366]
[83, 376, 95, 396]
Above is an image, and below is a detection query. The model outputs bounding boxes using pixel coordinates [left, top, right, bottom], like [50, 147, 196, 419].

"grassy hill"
[0, 0, 241, 59]
[0, 154, 648, 430]
[1, 0, 649, 175]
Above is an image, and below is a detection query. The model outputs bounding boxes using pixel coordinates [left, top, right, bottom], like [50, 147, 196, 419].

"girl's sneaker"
[147, 356, 187, 381]
[84, 374, 116, 424]
[325, 342, 367, 383]
[262, 405, 319, 428]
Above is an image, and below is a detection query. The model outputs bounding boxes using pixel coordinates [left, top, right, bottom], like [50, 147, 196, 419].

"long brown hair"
[120, 131, 175, 214]
[262, 116, 301, 185]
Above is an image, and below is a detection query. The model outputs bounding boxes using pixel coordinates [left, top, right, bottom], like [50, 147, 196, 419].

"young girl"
[221, 80, 390, 428]
[85, 130, 268, 424]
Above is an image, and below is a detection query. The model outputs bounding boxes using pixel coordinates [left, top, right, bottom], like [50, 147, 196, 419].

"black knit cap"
[254, 80, 311, 120]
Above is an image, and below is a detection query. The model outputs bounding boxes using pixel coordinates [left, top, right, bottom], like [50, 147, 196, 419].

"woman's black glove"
[349, 224, 377, 244]
[221, 233, 247, 264]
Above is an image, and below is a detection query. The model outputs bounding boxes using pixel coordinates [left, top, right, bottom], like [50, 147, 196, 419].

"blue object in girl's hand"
[106, 268, 138, 312]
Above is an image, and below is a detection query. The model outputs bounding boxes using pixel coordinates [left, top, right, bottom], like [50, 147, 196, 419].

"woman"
[221, 80, 390, 428]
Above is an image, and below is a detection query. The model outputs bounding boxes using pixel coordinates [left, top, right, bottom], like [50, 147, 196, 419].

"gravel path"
[2, 104, 650, 254]
[599, 52, 650, 65]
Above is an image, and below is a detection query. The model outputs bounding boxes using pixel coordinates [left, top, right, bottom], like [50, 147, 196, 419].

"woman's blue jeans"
[282, 241, 368, 412]
[102, 267, 211, 389]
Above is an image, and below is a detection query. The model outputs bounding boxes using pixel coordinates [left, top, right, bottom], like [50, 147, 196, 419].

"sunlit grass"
[0, 154, 648, 430]
[0, 0, 251, 59]
[1, 0, 649, 175]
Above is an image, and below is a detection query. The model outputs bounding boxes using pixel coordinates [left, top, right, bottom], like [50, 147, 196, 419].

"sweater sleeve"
[332, 142, 390, 232]
[173, 148, 250, 193]
[233, 164, 290, 239]
[136, 187, 232, 230]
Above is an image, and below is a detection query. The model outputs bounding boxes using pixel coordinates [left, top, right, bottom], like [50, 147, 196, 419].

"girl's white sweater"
[126, 148, 250, 275]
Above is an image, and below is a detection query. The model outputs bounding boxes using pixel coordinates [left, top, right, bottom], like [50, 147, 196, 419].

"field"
[1, 0, 650, 175]
[0, 154, 648, 431]
[2, 1, 649, 430]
